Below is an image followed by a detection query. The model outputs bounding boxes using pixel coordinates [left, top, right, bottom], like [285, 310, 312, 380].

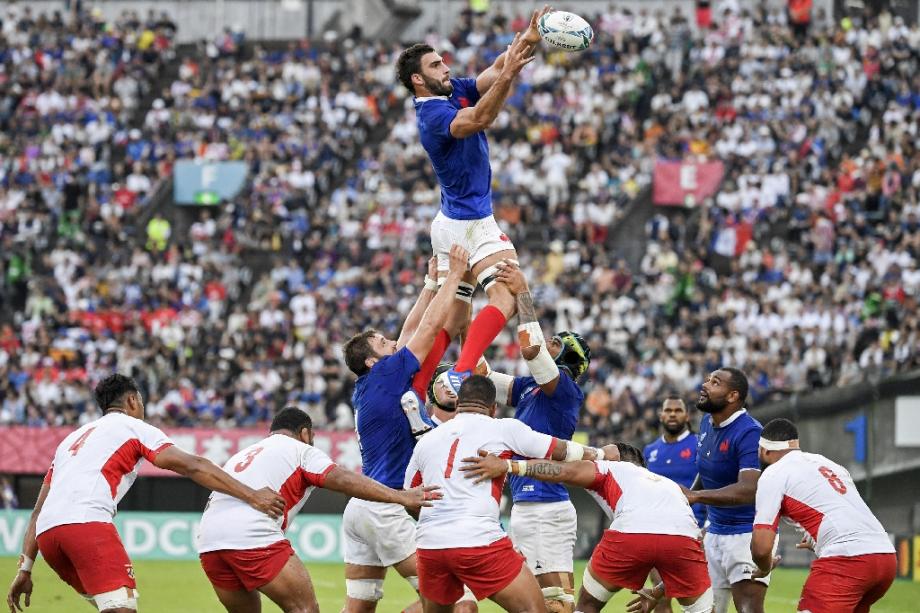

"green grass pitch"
[4, 558, 918, 611]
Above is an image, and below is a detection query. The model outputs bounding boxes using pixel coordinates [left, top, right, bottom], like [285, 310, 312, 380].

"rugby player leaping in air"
[396, 5, 552, 393]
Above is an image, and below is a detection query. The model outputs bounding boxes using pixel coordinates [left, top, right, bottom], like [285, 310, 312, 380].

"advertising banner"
[0, 427, 361, 476]
[0, 511, 345, 561]
[173, 160, 248, 205]
[652, 159, 725, 206]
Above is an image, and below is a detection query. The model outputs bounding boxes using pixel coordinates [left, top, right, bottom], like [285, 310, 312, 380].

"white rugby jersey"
[37, 413, 174, 535]
[197, 433, 336, 552]
[754, 451, 893, 558]
[588, 460, 700, 539]
[404, 412, 556, 549]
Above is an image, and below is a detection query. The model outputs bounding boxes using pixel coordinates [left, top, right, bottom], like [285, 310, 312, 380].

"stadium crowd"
[0, 3, 918, 449]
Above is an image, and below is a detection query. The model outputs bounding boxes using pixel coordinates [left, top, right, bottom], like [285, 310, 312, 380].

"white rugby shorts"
[343, 498, 416, 567]
[703, 531, 773, 591]
[509, 500, 577, 575]
[430, 211, 516, 272]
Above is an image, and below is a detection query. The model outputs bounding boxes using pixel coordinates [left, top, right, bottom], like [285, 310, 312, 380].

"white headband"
[759, 437, 800, 451]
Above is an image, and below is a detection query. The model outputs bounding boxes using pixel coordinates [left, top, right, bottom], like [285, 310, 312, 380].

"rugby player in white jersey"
[461, 443, 713, 613]
[197, 407, 440, 613]
[403, 375, 608, 612]
[6, 374, 285, 613]
[751, 418, 896, 613]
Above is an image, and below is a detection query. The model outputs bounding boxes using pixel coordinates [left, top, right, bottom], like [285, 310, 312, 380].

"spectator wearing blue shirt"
[485, 262, 591, 613]
[685, 368, 767, 613]
[644, 395, 706, 613]
[340, 245, 468, 613]
[394, 8, 552, 397]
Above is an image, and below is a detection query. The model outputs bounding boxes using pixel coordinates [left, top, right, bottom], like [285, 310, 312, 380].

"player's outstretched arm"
[6, 480, 49, 612]
[450, 33, 534, 139]
[397, 256, 439, 349]
[496, 261, 561, 395]
[683, 469, 760, 507]
[460, 450, 597, 487]
[323, 466, 440, 513]
[406, 245, 469, 363]
[153, 446, 286, 519]
[750, 528, 781, 578]
[476, 5, 550, 95]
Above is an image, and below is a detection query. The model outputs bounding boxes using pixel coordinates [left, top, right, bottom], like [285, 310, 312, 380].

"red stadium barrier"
[0, 426, 360, 476]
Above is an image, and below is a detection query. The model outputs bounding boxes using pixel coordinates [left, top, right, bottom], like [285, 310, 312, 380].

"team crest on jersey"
[719, 440, 730, 452]
[458, 97, 470, 108]
[648, 449, 658, 462]
[680, 448, 692, 459]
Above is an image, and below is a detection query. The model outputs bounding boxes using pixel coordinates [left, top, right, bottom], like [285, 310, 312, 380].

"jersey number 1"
[818, 466, 847, 494]
[68, 427, 96, 456]
[444, 439, 460, 479]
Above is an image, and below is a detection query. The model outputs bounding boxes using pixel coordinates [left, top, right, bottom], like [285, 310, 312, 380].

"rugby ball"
[538, 11, 594, 52]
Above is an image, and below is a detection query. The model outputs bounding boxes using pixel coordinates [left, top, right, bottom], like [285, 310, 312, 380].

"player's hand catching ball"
[459, 449, 509, 484]
[522, 5, 553, 47]
[402, 485, 443, 512]
[495, 260, 528, 295]
[249, 487, 287, 519]
[7, 570, 33, 613]
[447, 244, 470, 277]
[500, 33, 537, 78]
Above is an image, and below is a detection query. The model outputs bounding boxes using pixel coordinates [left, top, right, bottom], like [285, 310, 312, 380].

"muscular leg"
[344, 563, 387, 613]
[211, 586, 261, 613]
[422, 600, 455, 613]
[259, 555, 319, 613]
[393, 553, 423, 613]
[730, 580, 766, 613]
[453, 249, 518, 374]
[488, 564, 545, 613]
[444, 271, 475, 343]
[648, 569, 674, 613]
[575, 564, 620, 613]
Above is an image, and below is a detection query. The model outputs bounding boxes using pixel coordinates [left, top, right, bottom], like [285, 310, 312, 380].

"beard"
[422, 74, 453, 96]
[696, 394, 728, 414]
[662, 422, 687, 436]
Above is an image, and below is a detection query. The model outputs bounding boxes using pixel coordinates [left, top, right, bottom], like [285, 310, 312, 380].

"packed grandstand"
[0, 2, 918, 452]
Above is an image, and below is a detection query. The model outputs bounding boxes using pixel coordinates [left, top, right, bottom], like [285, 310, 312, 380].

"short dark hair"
[457, 375, 496, 408]
[762, 418, 798, 442]
[343, 330, 379, 376]
[721, 367, 749, 405]
[94, 374, 140, 413]
[270, 406, 313, 434]
[616, 442, 647, 468]
[396, 43, 434, 92]
[661, 395, 686, 408]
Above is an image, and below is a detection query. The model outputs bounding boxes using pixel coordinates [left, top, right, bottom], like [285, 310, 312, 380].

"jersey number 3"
[234, 447, 264, 472]
[68, 427, 96, 456]
[818, 466, 847, 494]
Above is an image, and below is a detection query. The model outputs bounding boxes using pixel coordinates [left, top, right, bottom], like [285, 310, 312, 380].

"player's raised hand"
[522, 5, 553, 46]
[500, 33, 537, 77]
[402, 485, 443, 512]
[6, 571, 33, 613]
[447, 244, 470, 277]
[427, 255, 438, 282]
[495, 260, 528, 295]
[459, 449, 509, 484]
[248, 487, 287, 519]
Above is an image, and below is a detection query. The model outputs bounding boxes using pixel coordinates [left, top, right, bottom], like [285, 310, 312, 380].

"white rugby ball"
[538, 11, 594, 51]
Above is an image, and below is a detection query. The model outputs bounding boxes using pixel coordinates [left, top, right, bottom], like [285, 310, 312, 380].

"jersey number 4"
[818, 466, 847, 494]
[234, 447, 264, 472]
[68, 427, 96, 456]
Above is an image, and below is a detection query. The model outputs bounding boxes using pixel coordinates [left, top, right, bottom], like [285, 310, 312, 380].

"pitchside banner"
[173, 160, 248, 205]
[0, 427, 361, 476]
[0, 511, 345, 562]
[652, 159, 725, 206]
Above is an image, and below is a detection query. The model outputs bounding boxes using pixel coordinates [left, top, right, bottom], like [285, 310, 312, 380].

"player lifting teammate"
[341, 245, 468, 613]
[477, 261, 590, 612]
[404, 376, 610, 613]
[6, 374, 286, 613]
[197, 407, 440, 613]
[752, 418, 896, 613]
[396, 6, 552, 393]
[461, 443, 712, 613]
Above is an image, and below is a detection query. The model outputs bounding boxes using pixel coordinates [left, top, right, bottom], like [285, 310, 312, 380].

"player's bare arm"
[450, 33, 534, 139]
[496, 260, 562, 395]
[683, 468, 760, 506]
[405, 244, 470, 362]
[323, 466, 441, 513]
[397, 256, 439, 348]
[476, 5, 550, 95]
[153, 446, 286, 519]
[6, 481, 49, 612]
[750, 528, 782, 579]
[461, 443, 618, 485]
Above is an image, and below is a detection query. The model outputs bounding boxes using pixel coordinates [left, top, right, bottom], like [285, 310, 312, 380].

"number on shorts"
[234, 446, 264, 472]
[68, 427, 96, 456]
[444, 438, 460, 478]
[818, 466, 847, 494]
